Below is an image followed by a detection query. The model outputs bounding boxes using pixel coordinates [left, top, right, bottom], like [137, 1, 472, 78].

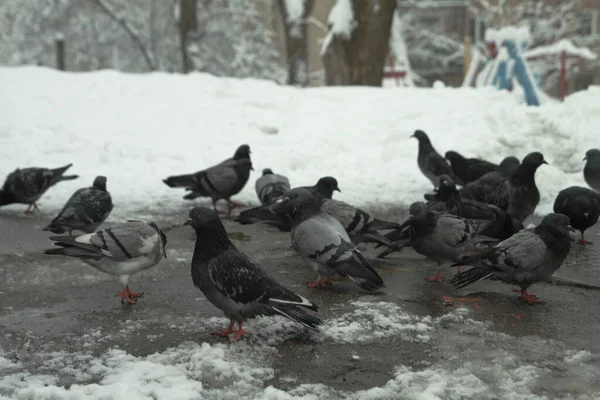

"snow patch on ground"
[0, 67, 599, 222]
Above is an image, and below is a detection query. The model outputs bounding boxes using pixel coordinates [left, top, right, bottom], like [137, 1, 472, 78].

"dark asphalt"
[1, 205, 600, 396]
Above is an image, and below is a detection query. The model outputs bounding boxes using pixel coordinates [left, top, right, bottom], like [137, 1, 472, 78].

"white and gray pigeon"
[411, 130, 456, 187]
[460, 152, 547, 222]
[255, 168, 291, 205]
[553, 186, 600, 245]
[449, 213, 572, 305]
[163, 144, 253, 216]
[234, 176, 341, 232]
[270, 188, 385, 291]
[43, 220, 167, 304]
[43, 176, 113, 235]
[583, 148, 600, 193]
[0, 163, 79, 213]
[185, 206, 321, 340]
[399, 201, 498, 283]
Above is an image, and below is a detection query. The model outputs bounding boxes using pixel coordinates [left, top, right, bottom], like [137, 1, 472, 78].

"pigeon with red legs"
[553, 186, 600, 246]
[449, 213, 572, 305]
[398, 202, 498, 283]
[162, 144, 253, 217]
[411, 129, 457, 188]
[43, 220, 167, 305]
[0, 163, 79, 212]
[43, 176, 113, 235]
[185, 207, 321, 340]
[271, 188, 385, 292]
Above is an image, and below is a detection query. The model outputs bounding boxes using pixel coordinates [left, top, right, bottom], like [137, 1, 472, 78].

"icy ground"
[1, 67, 599, 221]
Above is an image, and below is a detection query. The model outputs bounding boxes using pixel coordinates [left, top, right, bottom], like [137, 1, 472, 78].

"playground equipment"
[463, 26, 597, 104]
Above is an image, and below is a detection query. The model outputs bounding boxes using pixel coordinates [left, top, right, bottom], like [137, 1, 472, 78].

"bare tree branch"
[92, 0, 156, 71]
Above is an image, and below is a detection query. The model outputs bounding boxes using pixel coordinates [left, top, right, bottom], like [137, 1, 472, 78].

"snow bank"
[0, 66, 599, 220]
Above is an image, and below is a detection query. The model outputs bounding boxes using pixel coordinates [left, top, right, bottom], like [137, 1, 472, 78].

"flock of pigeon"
[1, 131, 600, 340]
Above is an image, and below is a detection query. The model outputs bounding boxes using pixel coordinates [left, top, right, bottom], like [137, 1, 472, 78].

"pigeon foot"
[213, 321, 235, 337]
[114, 285, 143, 304]
[426, 269, 444, 283]
[24, 203, 40, 214]
[229, 201, 245, 209]
[578, 234, 592, 245]
[232, 323, 248, 341]
[513, 289, 543, 305]
[308, 279, 333, 288]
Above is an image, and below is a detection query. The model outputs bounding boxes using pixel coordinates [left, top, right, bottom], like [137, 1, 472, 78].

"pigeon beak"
[250, 165, 255, 171]
[410, 134, 415, 138]
[183, 219, 191, 227]
[583, 156, 588, 161]
[542, 160, 548, 165]
[335, 187, 341, 192]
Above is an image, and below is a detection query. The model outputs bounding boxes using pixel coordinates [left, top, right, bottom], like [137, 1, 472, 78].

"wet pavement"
[1, 205, 600, 397]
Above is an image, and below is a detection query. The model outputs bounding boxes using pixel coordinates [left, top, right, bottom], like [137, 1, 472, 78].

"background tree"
[321, 0, 396, 86]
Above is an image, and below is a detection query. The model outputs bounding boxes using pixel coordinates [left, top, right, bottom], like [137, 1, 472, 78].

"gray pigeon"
[43, 221, 167, 304]
[460, 152, 547, 222]
[163, 144, 253, 216]
[255, 168, 291, 205]
[185, 207, 321, 340]
[449, 213, 572, 304]
[583, 148, 600, 193]
[400, 201, 498, 282]
[234, 176, 341, 231]
[43, 176, 113, 235]
[320, 198, 400, 246]
[553, 186, 600, 245]
[0, 163, 79, 213]
[270, 188, 385, 291]
[411, 130, 456, 187]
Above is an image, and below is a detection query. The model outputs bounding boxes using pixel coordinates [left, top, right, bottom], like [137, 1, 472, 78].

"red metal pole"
[560, 51, 566, 102]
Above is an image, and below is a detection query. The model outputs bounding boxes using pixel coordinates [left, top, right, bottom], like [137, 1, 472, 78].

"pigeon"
[444, 151, 498, 185]
[449, 213, 572, 304]
[184, 206, 321, 340]
[411, 129, 456, 187]
[553, 186, 600, 245]
[396, 201, 498, 282]
[255, 168, 290, 205]
[0, 163, 79, 213]
[496, 156, 521, 178]
[460, 152, 547, 222]
[425, 175, 523, 240]
[43, 220, 167, 304]
[320, 198, 401, 246]
[583, 148, 600, 193]
[43, 176, 113, 235]
[234, 176, 341, 231]
[271, 188, 385, 291]
[163, 144, 253, 216]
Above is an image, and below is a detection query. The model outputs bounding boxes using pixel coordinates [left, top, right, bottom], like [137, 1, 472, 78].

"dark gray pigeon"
[411, 130, 456, 187]
[163, 144, 253, 216]
[449, 213, 572, 304]
[425, 175, 523, 240]
[234, 176, 341, 231]
[397, 201, 498, 282]
[43, 176, 113, 235]
[44, 220, 167, 304]
[496, 156, 521, 178]
[553, 186, 600, 245]
[444, 151, 498, 186]
[271, 188, 385, 292]
[185, 206, 321, 340]
[583, 148, 600, 193]
[460, 152, 547, 222]
[0, 163, 79, 213]
[255, 168, 290, 205]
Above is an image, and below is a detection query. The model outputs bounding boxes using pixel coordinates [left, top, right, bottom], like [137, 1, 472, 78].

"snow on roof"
[485, 26, 531, 46]
[321, 0, 356, 55]
[524, 39, 597, 60]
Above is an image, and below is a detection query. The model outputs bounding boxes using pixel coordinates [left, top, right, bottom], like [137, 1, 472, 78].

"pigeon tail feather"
[448, 267, 493, 289]
[163, 174, 196, 188]
[272, 305, 322, 331]
[42, 222, 68, 234]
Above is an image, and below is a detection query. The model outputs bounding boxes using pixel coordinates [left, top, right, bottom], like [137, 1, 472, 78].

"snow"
[524, 39, 597, 60]
[320, 0, 355, 55]
[1, 302, 599, 399]
[1, 66, 600, 221]
[485, 26, 532, 47]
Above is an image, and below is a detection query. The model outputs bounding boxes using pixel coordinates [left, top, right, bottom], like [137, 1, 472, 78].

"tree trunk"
[277, 0, 315, 86]
[179, 0, 198, 73]
[322, 0, 396, 86]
